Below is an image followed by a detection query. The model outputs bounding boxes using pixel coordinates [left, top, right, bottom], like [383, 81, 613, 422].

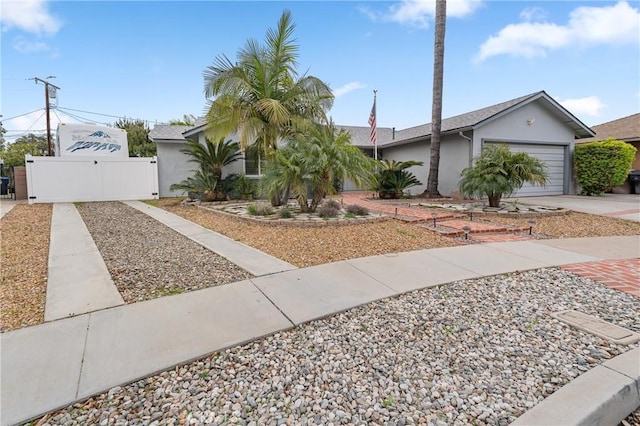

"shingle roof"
[148, 124, 190, 141]
[391, 92, 537, 143]
[150, 91, 594, 145]
[577, 113, 640, 144]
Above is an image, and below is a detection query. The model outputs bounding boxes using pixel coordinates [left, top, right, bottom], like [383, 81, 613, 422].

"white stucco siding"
[473, 102, 575, 157]
[157, 138, 248, 198]
[157, 142, 193, 198]
[382, 135, 471, 196]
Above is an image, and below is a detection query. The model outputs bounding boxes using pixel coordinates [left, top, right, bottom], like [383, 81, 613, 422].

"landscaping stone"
[76, 202, 253, 303]
[36, 268, 640, 425]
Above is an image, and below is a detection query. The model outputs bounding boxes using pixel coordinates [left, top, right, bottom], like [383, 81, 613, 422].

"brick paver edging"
[196, 205, 391, 227]
[560, 258, 640, 297]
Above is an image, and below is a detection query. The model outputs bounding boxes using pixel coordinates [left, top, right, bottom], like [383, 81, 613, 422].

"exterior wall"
[473, 101, 576, 195]
[157, 142, 193, 198]
[156, 139, 247, 198]
[381, 134, 471, 196]
[472, 101, 575, 157]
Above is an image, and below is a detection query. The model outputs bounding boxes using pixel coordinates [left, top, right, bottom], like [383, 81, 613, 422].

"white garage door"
[486, 143, 565, 197]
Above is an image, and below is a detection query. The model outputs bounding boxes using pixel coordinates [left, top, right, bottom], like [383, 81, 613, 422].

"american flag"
[368, 100, 377, 145]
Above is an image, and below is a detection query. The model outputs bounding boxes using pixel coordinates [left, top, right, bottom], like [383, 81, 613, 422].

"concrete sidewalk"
[507, 194, 640, 222]
[2, 234, 639, 425]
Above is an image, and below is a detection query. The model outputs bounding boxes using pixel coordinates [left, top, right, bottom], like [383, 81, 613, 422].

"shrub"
[246, 203, 273, 216]
[458, 144, 547, 207]
[323, 199, 341, 209]
[575, 138, 636, 195]
[278, 208, 292, 219]
[346, 204, 369, 216]
[234, 175, 257, 200]
[344, 212, 356, 219]
[318, 205, 339, 218]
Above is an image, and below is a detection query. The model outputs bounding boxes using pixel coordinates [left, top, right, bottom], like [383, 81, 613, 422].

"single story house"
[150, 90, 594, 198]
[576, 113, 640, 170]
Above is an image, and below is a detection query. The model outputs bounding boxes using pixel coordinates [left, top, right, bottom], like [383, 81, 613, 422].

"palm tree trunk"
[424, 0, 446, 198]
[488, 194, 501, 208]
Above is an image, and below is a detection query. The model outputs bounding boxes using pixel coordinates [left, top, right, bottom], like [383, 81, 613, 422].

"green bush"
[575, 138, 636, 195]
[278, 208, 292, 219]
[246, 203, 273, 216]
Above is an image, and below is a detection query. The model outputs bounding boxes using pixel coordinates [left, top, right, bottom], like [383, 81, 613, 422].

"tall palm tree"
[424, 0, 447, 197]
[203, 10, 334, 158]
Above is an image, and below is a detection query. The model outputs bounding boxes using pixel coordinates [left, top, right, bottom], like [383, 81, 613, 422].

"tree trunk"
[424, 0, 446, 198]
[488, 194, 501, 208]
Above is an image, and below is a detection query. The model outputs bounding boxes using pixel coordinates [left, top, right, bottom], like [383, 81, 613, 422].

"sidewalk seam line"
[75, 313, 92, 399]
[601, 364, 639, 382]
[248, 279, 296, 327]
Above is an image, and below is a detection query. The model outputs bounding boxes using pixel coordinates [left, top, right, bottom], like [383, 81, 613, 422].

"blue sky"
[1, 0, 639, 141]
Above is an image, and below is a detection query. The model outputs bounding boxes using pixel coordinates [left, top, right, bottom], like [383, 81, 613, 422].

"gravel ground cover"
[35, 268, 639, 425]
[0, 204, 51, 333]
[473, 212, 640, 238]
[152, 200, 460, 268]
[77, 202, 252, 303]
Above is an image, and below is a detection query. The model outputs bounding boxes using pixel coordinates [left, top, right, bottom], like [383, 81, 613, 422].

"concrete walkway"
[0, 199, 21, 219]
[124, 201, 297, 276]
[2, 229, 639, 425]
[507, 194, 640, 222]
[45, 203, 124, 321]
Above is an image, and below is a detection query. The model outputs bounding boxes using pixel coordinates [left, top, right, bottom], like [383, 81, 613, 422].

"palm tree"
[370, 159, 424, 199]
[203, 10, 334, 159]
[261, 121, 374, 213]
[174, 137, 242, 200]
[424, 0, 447, 197]
[458, 144, 548, 207]
[180, 137, 242, 182]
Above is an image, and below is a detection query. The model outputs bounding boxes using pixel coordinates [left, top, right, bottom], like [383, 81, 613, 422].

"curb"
[512, 348, 640, 425]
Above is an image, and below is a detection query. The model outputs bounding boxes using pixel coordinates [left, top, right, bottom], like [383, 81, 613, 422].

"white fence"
[26, 155, 159, 204]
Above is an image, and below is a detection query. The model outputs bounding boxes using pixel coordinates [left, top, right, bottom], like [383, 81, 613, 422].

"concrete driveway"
[510, 194, 640, 222]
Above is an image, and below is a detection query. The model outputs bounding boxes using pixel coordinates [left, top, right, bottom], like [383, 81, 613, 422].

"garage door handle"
[94, 160, 98, 165]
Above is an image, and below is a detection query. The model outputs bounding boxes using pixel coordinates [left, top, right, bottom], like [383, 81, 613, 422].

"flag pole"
[373, 90, 378, 161]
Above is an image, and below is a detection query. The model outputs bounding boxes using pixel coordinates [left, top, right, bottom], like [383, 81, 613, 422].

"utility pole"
[32, 76, 60, 156]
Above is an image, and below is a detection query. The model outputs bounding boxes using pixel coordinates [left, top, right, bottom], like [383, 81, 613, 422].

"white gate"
[26, 155, 159, 203]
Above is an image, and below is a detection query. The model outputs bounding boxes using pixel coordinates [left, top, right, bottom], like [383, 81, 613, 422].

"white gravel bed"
[77, 202, 252, 303]
[40, 268, 639, 425]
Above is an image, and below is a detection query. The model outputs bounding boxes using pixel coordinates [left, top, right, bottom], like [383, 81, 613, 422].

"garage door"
[486, 143, 565, 196]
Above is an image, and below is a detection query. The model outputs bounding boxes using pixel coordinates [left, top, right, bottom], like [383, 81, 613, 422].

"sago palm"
[458, 144, 548, 207]
[180, 138, 242, 182]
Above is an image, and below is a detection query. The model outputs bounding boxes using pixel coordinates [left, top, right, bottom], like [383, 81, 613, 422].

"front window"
[244, 145, 264, 176]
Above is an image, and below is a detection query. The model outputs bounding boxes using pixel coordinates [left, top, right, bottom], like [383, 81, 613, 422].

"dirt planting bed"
[0, 204, 52, 333]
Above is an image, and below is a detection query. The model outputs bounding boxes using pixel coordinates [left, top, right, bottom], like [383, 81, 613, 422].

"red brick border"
[560, 259, 640, 297]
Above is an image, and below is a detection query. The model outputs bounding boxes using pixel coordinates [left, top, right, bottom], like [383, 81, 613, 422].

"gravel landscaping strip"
[37, 268, 639, 425]
[0, 204, 51, 333]
[473, 212, 640, 238]
[154, 201, 460, 268]
[77, 202, 252, 303]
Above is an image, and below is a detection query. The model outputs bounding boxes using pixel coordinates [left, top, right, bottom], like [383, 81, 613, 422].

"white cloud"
[558, 96, 606, 117]
[476, 1, 640, 62]
[0, 0, 61, 35]
[361, 0, 483, 28]
[12, 36, 49, 53]
[519, 7, 547, 22]
[333, 82, 366, 98]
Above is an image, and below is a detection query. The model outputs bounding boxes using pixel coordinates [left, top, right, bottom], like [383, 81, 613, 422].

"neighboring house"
[576, 113, 640, 171]
[150, 90, 594, 198]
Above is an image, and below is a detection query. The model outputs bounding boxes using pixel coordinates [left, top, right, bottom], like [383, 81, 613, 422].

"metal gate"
[25, 155, 159, 203]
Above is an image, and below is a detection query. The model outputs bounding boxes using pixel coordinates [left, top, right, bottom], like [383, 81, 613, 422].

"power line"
[0, 108, 46, 123]
[57, 106, 163, 126]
